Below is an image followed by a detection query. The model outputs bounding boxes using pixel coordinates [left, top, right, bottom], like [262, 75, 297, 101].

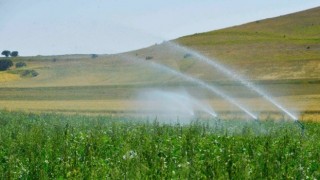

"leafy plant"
[20, 69, 39, 77]
[15, 62, 27, 68]
[0, 59, 13, 71]
[0, 111, 318, 179]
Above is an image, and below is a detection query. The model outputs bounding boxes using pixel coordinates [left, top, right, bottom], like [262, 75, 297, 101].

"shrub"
[15, 62, 27, 68]
[145, 56, 153, 60]
[0, 59, 13, 71]
[20, 70, 39, 77]
[91, 54, 98, 59]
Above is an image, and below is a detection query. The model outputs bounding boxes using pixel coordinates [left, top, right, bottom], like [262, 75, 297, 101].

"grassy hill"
[175, 6, 320, 80]
[0, 7, 319, 119]
[177, 6, 320, 62]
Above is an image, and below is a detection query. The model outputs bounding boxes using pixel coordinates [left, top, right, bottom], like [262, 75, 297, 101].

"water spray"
[148, 90, 217, 117]
[165, 42, 298, 121]
[120, 54, 257, 120]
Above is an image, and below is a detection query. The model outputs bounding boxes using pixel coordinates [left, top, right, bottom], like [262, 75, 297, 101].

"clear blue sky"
[0, 0, 319, 56]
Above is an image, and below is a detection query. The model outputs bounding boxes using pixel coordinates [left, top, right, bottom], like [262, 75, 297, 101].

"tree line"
[1, 50, 19, 57]
[0, 50, 19, 71]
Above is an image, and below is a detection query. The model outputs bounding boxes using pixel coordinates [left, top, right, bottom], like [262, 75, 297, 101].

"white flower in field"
[123, 150, 137, 160]
[44, 160, 49, 164]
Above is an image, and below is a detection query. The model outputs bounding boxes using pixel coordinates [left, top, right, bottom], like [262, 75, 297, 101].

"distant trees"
[1, 50, 10, 57]
[10, 51, 19, 57]
[1, 50, 19, 57]
[0, 59, 13, 71]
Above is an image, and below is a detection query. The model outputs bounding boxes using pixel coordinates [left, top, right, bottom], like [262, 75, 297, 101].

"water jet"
[120, 54, 257, 120]
[165, 42, 298, 121]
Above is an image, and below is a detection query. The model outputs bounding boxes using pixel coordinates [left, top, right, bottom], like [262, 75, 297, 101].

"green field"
[1, 5, 320, 180]
[1, 110, 319, 179]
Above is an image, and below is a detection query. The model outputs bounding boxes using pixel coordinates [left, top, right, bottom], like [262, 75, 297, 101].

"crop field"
[0, 6, 319, 179]
[0, 110, 319, 179]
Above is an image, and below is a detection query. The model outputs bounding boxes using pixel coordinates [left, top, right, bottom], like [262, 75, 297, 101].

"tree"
[15, 62, 27, 68]
[10, 51, 19, 57]
[1, 50, 10, 57]
[0, 59, 13, 71]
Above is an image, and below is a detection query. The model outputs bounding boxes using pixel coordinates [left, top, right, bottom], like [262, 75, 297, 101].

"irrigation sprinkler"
[296, 120, 305, 135]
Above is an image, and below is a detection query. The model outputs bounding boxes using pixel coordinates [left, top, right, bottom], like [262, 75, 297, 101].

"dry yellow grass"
[0, 95, 318, 120]
[0, 72, 20, 83]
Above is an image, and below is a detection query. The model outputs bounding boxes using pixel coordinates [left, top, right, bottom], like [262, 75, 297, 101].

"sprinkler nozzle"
[296, 120, 305, 130]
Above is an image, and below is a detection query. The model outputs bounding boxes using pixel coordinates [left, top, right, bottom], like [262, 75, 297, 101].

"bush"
[15, 62, 27, 68]
[145, 56, 153, 60]
[0, 59, 13, 71]
[91, 54, 98, 59]
[20, 70, 39, 77]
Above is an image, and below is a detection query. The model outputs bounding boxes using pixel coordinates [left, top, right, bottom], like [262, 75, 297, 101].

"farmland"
[0, 6, 319, 179]
[0, 7, 319, 120]
[1, 110, 319, 179]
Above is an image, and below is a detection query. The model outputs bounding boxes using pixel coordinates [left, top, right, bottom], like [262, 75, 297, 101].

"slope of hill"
[0, 7, 319, 119]
[173, 7, 320, 80]
[177, 6, 320, 62]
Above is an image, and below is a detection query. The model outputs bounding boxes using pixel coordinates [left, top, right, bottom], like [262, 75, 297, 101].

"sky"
[0, 0, 319, 56]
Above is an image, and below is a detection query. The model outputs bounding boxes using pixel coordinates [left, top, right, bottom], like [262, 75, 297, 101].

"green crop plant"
[0, 110, 319, 179]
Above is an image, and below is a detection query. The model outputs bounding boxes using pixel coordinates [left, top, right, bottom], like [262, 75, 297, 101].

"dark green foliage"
[145, 56, 153, 60]
[1, 50, 10, 57]
[0, 110, 319, 179]
[10, 51, 19, 57]
[20, 70, 38, 77]
[91, 54, 98, 59]
[15, 62, 27, 68]
[0, 59, 13, 71]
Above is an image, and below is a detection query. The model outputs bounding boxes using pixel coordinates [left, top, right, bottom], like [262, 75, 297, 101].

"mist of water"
[120, 55, 257, 120]
[165, 42, 298, 121]
[137, 89, 216, 123]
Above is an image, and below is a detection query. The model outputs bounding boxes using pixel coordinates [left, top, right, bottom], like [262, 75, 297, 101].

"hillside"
[173, 7, 320, 81]
[0, 7, 319, 119]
